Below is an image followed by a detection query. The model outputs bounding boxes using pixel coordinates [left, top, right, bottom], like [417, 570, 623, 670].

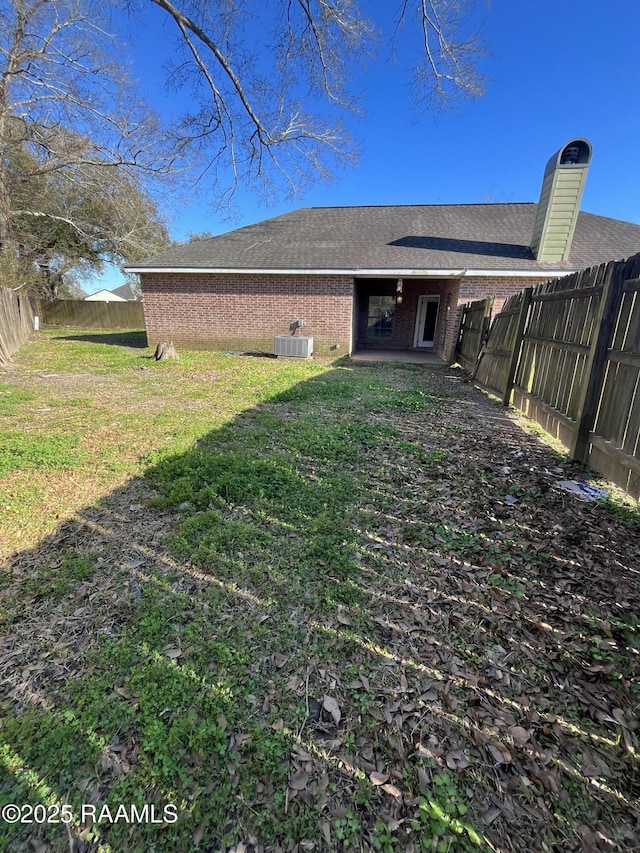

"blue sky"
[92, 0, 640, 292]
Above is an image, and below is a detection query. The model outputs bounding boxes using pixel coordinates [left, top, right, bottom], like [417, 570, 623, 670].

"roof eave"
[125, 266, 579, 279]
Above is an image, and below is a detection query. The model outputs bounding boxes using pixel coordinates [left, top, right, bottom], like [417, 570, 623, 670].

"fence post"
[482, 296, 494, 345]
[569, 260, 624, 462]
[454, 304, 467, 361]
[502, 287, 532, 407]
[471, 296, 494, 378]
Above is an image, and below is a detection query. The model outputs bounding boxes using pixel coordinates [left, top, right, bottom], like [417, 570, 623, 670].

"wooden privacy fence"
[458, 253, 640, 499]
[454, 296, 494, 372]
[0, 287, 35, 365]
[39, 299, 145, 330]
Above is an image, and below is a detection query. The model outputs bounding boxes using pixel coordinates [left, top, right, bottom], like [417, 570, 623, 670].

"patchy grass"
[0, 328, 328, 552]
[0, 432, 84, 477]
[0, 383, 35, 414]
[0, 329, 639, 852]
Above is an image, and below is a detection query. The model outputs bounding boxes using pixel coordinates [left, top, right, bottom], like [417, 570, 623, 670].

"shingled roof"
[127, 203, 640, 275]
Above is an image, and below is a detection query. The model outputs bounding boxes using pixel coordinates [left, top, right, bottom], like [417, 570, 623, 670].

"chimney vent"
[531, 138, 592, 262]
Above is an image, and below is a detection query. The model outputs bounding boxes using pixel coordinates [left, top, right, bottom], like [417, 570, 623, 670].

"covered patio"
[352, 276, 460, 361]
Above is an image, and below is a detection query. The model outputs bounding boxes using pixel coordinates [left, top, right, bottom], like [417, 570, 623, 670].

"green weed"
[21, 551, 95, 601]
[365, 386, 440, 413]
[597, 496, 640, 532]
[0, 384, 34, 414]
[0, 432, 84, 476]
[411, 772, 485, 850]
[396, 441, 447, 467]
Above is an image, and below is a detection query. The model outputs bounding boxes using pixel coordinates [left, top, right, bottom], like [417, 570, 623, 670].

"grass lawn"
[0, 329, 638, 853]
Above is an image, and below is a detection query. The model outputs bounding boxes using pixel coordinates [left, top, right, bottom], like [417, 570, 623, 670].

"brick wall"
[459, 277, 545, 315]
[141, 272, 552, 362]
[141, 273, 354, 356]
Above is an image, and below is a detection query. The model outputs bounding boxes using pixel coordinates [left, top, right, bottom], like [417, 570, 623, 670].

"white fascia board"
[354, 268, 577, 279]
[457, 268, 577, 279]
[125, 266, 577, 279]
[124, 266, 452, 275]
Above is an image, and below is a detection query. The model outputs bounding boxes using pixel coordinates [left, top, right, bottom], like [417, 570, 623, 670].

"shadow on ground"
[1, 359, 638, 853]
[56, 331, 148, 348]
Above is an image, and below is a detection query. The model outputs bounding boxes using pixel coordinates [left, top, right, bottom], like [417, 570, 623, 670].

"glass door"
[414, 295, 439, 348]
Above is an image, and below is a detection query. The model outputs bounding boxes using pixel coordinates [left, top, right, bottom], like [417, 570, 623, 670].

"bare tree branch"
[395, 0, 486, 108]
[149, 0, 271, 144]
[0, 0, 487, 287]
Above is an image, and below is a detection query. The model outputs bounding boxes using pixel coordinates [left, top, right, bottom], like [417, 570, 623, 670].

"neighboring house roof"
[126, 203, 640, 277]
[84, 289, 127, 302]
[110, 282, 140, 300]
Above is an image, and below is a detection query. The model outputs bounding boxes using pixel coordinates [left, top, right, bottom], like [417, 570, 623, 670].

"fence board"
[457, 253, 640, 499]
[474, 290, 531, 401]
[515, 265, 605, 427]
[39, 299, 145, 330]
[622, 377, 640, 457]
[0, 287, 35, 364]
[589, 257, 640, 495]
[612, 279, 639, 351]
[608, 351, 640, 368]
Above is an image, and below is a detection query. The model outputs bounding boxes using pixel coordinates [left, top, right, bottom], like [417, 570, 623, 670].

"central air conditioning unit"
[274, 335, 314, 358]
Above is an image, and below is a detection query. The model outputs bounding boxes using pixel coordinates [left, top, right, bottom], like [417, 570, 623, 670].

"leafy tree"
[0, 0, 171, 290]
[11, 153, 170, 295]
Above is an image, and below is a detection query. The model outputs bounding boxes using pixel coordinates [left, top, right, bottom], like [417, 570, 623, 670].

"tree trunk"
[0, 105, 13, 255]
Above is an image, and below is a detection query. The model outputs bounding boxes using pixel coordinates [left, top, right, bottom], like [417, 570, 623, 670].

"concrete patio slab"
[349, 349, 446, 365]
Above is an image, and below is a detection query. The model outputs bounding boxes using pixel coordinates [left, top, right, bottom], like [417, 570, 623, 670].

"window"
[367, 295, 395, 338]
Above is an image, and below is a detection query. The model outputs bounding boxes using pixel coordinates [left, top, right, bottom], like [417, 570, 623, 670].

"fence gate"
[454, 296, 493, 373]
[474, 289, 532, 402]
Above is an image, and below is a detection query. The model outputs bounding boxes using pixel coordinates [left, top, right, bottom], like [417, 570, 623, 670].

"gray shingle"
[129, 204, 640, 273]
